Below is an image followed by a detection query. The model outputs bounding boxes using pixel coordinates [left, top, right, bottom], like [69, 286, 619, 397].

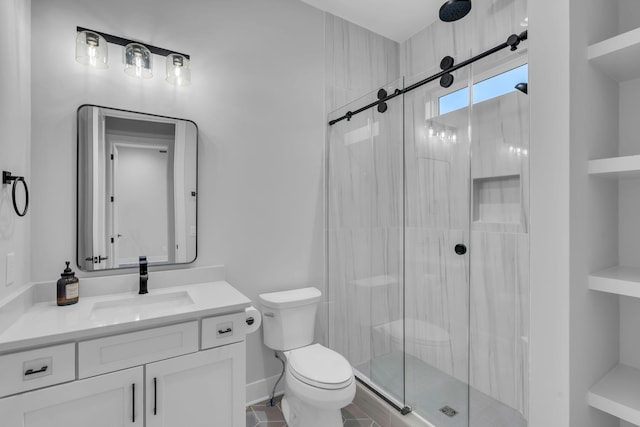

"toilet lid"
[287, 344, 353, 390]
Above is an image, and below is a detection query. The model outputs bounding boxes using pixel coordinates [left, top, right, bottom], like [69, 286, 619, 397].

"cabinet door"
[146, 341, 246, 427]
[0, 367, 144, 427]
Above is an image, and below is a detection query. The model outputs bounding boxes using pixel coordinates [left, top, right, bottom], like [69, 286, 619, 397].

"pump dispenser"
[57, 261, 79, 306]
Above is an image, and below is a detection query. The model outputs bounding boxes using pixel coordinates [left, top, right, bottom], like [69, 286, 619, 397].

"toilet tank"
[258, 287, 322, 351]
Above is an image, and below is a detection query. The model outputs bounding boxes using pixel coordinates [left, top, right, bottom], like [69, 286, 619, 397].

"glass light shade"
[165, 54, 191, 86]
[124, 43, 152, 79]
[75, 31, 108, 69]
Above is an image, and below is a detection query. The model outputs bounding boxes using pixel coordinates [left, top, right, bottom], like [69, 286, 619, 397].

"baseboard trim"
[246, 374, 285, 406]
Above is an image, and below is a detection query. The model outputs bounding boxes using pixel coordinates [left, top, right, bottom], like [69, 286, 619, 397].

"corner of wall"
[0, 0, 32, 301]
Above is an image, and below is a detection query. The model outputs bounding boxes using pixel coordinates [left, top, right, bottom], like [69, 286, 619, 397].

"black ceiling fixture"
[439, 0, 472, 22]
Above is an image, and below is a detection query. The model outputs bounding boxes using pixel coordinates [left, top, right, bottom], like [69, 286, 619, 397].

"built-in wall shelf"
[588, 27, 640, 82]
[588, 364, 640, 426]
[589, 266, 640, 298]
[472, 174, 521, 223]
[588, 155, 640, 177]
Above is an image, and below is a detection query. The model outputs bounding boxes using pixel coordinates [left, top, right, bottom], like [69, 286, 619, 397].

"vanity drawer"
[78, 322, 198, 378]
[201, 312, 246, 349]
[0, 343, 75, 398]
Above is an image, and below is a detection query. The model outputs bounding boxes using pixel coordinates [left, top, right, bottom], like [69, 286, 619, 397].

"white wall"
[30, 0, 325, 386]
[569, 3, 621, 427]
[0, 0, 31, 301]
[528, 0, 571, 426]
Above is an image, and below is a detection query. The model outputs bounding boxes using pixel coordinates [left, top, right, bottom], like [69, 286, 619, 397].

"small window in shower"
[438, 86, 470, 115]
[473, 63, 528, 103]
[439, 63, 528, 115]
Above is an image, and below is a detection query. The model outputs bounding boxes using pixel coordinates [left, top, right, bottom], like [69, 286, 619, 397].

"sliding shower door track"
[354, 374, 412, 416]
[328, 30, 527, 126]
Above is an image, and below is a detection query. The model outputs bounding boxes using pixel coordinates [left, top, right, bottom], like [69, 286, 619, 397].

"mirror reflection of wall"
[77, 105, 197, 272]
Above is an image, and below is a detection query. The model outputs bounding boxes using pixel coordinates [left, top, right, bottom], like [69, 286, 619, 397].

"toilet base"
[281, 394, 344, 427]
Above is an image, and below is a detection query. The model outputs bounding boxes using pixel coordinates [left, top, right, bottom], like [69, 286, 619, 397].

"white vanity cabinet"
[0, 367, 144, 427]
[0, 311, 247, 427]
[146, 342, 245, 427]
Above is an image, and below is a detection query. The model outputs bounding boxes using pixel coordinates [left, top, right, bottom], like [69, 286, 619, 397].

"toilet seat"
[286, 344, 353, 390]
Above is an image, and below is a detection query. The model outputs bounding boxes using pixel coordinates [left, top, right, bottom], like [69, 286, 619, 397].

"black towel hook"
[3, 171, 29, 217]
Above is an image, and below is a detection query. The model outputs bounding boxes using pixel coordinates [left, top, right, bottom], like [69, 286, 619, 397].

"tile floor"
[246, 395, 381, 427]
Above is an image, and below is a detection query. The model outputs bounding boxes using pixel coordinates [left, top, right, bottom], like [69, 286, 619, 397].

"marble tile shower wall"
[324, 15, 403, 372]
[327, 85, 404, 372]
[403, 76, 472, 391]
[325, 14, 401, 114]
[469, 92, 530, 417]
[400, 0, 528, 80]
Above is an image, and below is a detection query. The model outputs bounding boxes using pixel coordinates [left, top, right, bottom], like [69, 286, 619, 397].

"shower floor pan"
[355, 352, 526, 427]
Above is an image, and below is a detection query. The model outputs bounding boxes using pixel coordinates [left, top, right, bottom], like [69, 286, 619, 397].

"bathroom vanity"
[0, 279, 251, 427]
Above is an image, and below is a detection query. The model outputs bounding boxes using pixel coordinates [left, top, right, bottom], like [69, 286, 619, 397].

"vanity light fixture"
[166, 53, 191, 86]
[75, 30, 108, 69]
[75, 27, 191, 84]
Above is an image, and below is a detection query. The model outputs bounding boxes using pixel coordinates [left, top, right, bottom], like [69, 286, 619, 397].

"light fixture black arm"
[76, 27, 190, 59]
[328, 30, 528, 126]
[2, 171, 29, 217]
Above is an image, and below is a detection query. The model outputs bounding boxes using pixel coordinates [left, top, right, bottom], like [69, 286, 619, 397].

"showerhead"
[515, 82, 528, 94]
[439, 0, 472, 22]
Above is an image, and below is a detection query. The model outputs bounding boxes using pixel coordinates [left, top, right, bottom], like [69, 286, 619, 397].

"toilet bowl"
[259, 287, 355, 427]
[281, 344, 355, 427]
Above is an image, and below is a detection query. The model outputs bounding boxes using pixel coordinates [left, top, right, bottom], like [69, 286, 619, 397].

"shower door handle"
[454, 244, 467, 255]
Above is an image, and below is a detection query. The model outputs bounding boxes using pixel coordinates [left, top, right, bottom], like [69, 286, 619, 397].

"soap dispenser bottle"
[57, 261, 79, 306]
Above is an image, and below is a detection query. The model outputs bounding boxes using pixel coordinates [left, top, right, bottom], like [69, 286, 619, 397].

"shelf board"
[589, 266, 640, 298]
[588, 364, 640, 426]
[588, 155, 640, 177]
[588, 27, 640, 82]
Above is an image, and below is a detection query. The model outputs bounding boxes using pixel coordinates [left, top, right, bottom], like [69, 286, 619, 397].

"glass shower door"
[327, 50, 529, 427]
[403, 65, 471, 427]
[327, 78, 406, 408]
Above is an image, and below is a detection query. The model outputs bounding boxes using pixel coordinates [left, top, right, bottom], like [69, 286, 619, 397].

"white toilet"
[258, 287, 355, 427]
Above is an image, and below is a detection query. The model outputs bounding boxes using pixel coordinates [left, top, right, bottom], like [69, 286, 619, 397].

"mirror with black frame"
[77, 105, 197, 271]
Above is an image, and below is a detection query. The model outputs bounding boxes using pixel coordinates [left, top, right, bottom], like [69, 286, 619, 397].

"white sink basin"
[89, 291, 194, 324]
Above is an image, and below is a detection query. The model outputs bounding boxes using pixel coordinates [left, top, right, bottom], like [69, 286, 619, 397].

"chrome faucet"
[139, 256, 148, 294]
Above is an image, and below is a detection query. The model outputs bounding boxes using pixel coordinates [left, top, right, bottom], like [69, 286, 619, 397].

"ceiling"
[298, 0, 441, 43]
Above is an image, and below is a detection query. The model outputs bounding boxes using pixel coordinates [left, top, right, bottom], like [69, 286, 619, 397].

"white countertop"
[0, 281, 251, 354]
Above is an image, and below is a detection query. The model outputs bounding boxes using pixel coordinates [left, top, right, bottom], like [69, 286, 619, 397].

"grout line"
[248, 398, 376, 426]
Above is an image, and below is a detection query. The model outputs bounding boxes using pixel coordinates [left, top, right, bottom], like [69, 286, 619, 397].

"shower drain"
[440, 406, 458, 417]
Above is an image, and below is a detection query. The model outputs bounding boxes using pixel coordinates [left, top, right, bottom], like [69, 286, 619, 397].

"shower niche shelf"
[588, 155, 640, 177]
[589, 266, 640, 298]
[472, 174, 521, 225]
[588, 26, 640, 82]
[588, 363, 640, 426]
